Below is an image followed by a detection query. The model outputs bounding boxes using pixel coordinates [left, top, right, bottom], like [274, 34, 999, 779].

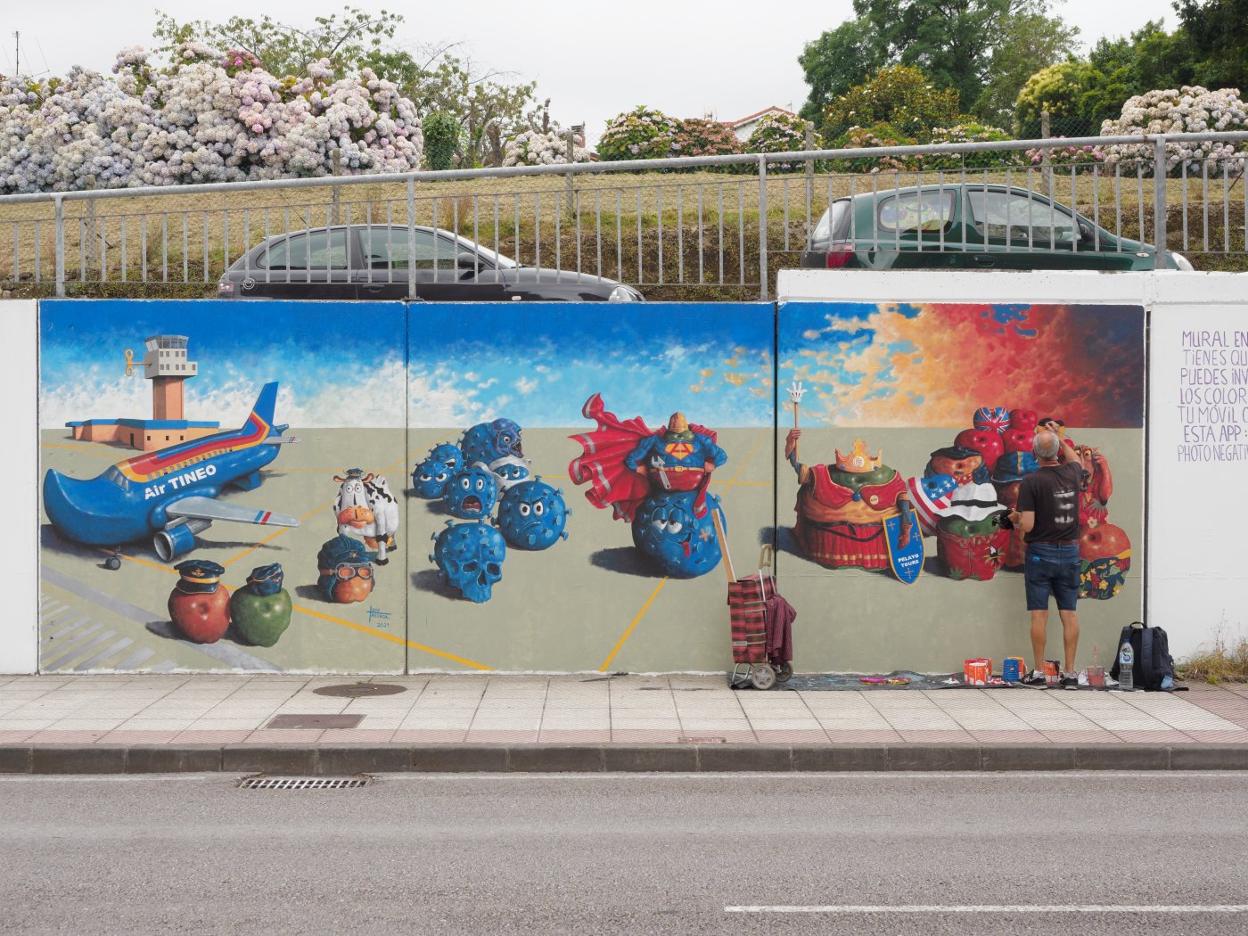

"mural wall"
[36, 298, 1146, 674]
[39, 300, 407, 673]
[776, 301, 1145, 672]
[406, 303, 775, 672]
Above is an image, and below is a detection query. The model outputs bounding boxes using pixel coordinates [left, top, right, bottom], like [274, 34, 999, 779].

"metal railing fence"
[1, 131, 1246, 301]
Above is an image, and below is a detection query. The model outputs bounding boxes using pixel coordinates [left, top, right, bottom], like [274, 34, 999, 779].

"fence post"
[757, 154, 769, 301]
[54, 195, 65, 298]
[1153, 136, 1168, 269]
[804, 126, 815, 235]
[406, 176, 417, 300]
[564, 128, 576, 222]
[330, 148, 342, 226]
[84, 190, 97, 279]
[1040, 109, 1052, 193]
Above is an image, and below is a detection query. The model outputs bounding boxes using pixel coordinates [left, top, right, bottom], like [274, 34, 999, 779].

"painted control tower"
[67, 334, 219, 451]
[143, 335, 196, 420]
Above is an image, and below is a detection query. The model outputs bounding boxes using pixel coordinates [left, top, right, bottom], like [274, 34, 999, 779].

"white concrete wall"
[777, 270, 1248, 661]
[1, 300, 38, 673]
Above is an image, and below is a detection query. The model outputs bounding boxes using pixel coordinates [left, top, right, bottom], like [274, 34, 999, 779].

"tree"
[151, 7, 416, 82]
[797, 19, 887, 123]
[823, 65, 961, 141]
[1175, 0, 1248, 91]
[974, 11, 1079, 123]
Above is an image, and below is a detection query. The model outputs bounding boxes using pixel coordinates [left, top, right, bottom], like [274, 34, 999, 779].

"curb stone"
[3, 744, 1248, 775]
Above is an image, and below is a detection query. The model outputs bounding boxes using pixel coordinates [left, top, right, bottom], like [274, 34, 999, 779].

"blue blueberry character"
[411, 458, 454, 499]
[495, 478, 569, 550]
[630, 491, 723, 578]
[460, 419, 522, 466]
[443, 464, 498, 520]
[428, 443, 464, 473]
[488, 455, 532, 490]
[431, 520, 506, 603]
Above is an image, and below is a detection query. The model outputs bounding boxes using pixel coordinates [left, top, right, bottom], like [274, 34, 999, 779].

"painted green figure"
[229, 562, 293, 647]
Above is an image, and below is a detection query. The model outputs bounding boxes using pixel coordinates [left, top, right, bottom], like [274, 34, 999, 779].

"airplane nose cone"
[42, 468, 139, 546]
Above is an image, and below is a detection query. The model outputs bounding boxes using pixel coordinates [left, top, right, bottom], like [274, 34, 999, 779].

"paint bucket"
[1043, 660, 1061, 687]
[1001, 657, 1026, 683]
[1087, 665, 1106, 688]
[963, 658, 992, 686]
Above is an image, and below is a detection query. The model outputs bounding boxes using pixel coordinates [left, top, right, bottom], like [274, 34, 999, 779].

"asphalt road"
[2, 772, 1246, 935]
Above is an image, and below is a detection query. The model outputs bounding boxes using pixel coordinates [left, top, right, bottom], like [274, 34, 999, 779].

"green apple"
[229, 588, 293, 647]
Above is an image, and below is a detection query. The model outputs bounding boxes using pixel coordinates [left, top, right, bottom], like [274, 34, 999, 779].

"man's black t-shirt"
[1017, 463, 1086, 544]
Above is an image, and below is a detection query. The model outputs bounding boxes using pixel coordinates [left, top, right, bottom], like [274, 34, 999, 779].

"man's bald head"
[1033, 429, 1062, 462]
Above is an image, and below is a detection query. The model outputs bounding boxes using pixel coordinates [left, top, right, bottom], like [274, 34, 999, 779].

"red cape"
[568, 393, 717, 522]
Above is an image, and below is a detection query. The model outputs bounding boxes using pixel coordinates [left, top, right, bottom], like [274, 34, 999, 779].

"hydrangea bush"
[596, 106, 680, 162]
[671, 118, 742, 159]
[745, 112, 814, 171]
[0, 43, 424, 193]
[501, 129, 590, 167]
[1100, 86, 1248, 175]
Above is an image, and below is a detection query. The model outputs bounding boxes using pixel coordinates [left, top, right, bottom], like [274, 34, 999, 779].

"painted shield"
[884, 515, 924, 585]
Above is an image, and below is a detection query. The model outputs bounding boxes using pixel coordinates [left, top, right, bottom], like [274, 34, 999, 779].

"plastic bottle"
[1118, 641, 1135, 692]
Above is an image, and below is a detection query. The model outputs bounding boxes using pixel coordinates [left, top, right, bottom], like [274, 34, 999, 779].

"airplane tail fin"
[249, 382, 279, 433]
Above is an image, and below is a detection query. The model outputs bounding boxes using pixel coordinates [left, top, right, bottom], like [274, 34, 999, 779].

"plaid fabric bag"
[728, 572, 774, 664]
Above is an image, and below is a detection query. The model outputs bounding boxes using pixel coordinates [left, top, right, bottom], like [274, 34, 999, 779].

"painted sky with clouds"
[779, 302, 1145, 429]
[39, 300, 775, 430]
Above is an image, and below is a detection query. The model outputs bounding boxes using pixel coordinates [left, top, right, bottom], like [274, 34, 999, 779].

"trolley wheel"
[774, 662, 793, 683]
[104, 556, 122, 571]
[750, 664, 777, 691]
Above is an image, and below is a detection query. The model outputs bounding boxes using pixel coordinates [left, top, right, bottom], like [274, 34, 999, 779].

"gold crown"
[668, 412, 689, 432]
[835, 439, 882, 473]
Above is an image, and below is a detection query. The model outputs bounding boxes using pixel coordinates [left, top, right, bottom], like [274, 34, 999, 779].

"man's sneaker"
[1060, 673, 1080, 690]
[1022, 670, 1047, 687]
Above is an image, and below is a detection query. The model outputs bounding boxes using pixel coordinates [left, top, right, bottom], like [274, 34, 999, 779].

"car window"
[812, 201, 852, 244]
[359, 228, 477, 270]
[259, 230, 349, 269]
[967, 190, 1076, 246]
[876, 191, 954, 234]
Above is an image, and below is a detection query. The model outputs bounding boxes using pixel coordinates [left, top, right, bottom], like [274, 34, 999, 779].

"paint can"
[1087, 665, 1106, 688]
[1043, 660, 1061, 687]
[963, 658, 992, 686]
[1001, 656, 1026, 683]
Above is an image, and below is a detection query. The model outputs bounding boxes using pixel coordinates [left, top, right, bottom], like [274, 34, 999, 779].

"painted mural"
[39, 299, 407, 673]
[776, 301, 1145, 672]
[407, 302, 774, 673]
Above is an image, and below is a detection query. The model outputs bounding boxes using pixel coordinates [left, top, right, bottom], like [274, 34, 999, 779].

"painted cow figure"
[333, 470, 399, 565]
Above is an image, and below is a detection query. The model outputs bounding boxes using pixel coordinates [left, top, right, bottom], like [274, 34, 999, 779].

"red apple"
[1002, 427, 1035, 454]
[1009, 409, 1039, 433]
[929, 451, 983, 484]
[954, 428, 1005, 473]
[168, 587, 231, 644]
[1080, 522, 1131, 562]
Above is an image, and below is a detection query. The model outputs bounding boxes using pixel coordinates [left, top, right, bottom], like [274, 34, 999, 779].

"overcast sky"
[6, 0, 1179, 143]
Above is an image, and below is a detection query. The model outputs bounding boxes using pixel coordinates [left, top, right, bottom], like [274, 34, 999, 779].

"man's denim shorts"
[1024, 541, 1080, 611]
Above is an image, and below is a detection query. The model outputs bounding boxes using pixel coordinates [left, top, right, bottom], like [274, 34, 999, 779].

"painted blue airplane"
[43, 382, 299, 562]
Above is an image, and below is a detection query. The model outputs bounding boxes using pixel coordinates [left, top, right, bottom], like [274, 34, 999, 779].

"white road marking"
[726, 905, 1248, 914]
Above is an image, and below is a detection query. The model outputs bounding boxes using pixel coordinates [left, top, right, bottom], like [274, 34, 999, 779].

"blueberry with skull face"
[460, 419, 522, 467]
[443, 464, 499, 520]
[631, 491, 724, 578]
[411, 458, 455, 499]
[496, 478, 569, 550]
[431, 520, 506, 603]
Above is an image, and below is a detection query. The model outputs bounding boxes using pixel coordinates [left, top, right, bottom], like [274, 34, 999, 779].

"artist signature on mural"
[367, 607, 391, 629]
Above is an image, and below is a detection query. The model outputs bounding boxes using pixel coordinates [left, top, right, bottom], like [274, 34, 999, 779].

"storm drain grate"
[313, 682, 407, 698]
[237, 775, 372, 790]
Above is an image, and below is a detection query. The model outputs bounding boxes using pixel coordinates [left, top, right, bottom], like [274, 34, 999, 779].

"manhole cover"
[313, 682, 407, 698]
[266, 714, 364, 729]
[238, 776, 371, 790]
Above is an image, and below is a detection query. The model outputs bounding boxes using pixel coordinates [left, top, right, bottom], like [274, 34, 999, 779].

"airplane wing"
[166, 496, 299, 528]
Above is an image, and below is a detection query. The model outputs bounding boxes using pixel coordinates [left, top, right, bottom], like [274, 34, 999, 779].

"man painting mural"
[1007, 429, 1089, 688]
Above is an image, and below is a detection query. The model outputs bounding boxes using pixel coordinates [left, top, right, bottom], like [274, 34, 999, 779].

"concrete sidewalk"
[3, 674, 1248, 773]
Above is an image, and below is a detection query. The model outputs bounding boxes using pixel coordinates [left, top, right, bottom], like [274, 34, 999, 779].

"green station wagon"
[801, 184, 1193, 271]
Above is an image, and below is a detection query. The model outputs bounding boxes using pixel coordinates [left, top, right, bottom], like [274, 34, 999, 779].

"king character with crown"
[785, 429, 914, 572]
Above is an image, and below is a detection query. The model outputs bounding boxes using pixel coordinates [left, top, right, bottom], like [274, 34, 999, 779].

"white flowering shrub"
[501, 129, 589, 167]
[0, 44, 424, 193]
[596, 106, 680, 162]
[1101, 86, 1248, 175]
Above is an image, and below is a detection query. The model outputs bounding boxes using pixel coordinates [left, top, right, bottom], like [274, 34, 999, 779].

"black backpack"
[1109, 621, 1175, 691]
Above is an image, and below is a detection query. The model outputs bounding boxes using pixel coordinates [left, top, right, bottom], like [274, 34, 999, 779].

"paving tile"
[609, 729, 687, 743]
[967, 729, 1050, 743]
[1181, 729, 1248, 743]
[315, 729, 398, 744]
[895, 730, 977, 743]
[464, 730, 541, 744]
[28, 730, 112, 743]
[390, 729, 467, 744]
[822, 729, 903, 743]
[1041, 729, 1122, 744]
[100, 730, 182, 744]
[242, 729, 324, 744]
[0, 728, 38, 742]
[536, 730, 613, 744]
[1111, 729, 1192, 744]
[171, 730, 252, 744]
[753, 729, 830, 744]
